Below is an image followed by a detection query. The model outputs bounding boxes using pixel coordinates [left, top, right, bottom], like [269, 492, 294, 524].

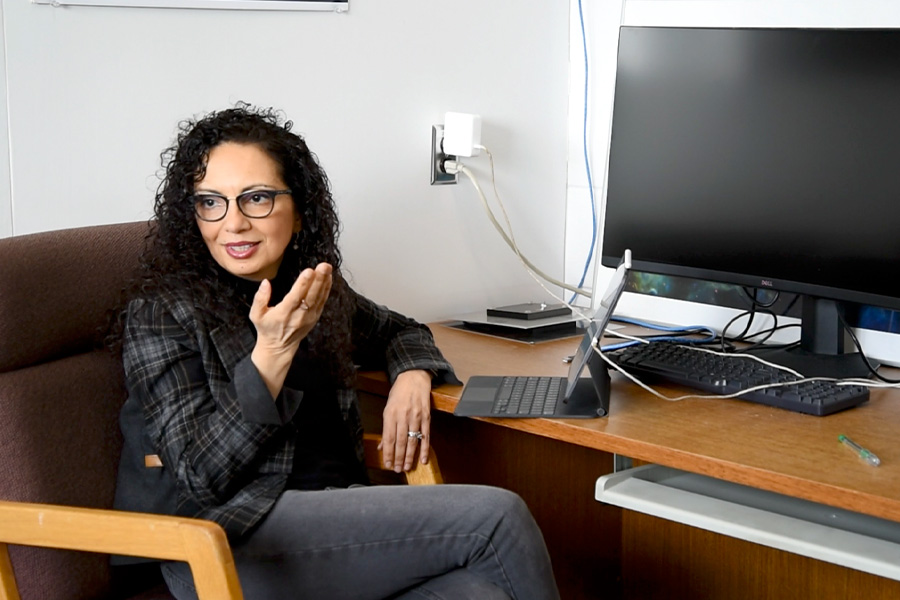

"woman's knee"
[480, 487, 531, 520]
[458, 485, 522, 508]
[453, 486, 536, 534]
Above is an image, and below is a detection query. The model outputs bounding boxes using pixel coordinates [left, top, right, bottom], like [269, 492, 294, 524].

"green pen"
[838, 434, 881, 467]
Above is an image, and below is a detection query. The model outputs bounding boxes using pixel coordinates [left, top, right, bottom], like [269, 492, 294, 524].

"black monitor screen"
[601, 26, 900, 375]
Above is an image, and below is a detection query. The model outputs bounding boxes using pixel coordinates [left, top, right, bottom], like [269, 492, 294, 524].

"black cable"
[720, 305, 781, 351]
[781, 293, 801, 317]
[721, 288, 805, 352]
[742, 286, 780, 309]
[838, 312, 900, 384]
[724, 306, 756, 347]
[721, 286, 789, 351]
[740, 323, 801, 352]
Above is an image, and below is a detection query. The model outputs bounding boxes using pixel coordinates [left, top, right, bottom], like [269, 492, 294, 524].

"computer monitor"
[600, 26, 900, 378]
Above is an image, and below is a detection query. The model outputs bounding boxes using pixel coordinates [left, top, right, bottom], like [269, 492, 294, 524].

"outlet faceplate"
[430, 124, 457, 185]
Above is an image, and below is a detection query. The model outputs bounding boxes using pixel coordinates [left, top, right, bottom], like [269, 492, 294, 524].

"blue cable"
[610, 315, 716, 335]
[600, 316, 718, 352]
[569, 0, 598, 304]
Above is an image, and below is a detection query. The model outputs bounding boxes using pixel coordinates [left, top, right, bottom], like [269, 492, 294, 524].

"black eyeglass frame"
[192, 189, 293, 222]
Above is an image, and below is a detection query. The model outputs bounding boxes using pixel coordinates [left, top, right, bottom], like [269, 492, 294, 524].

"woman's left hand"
[380, 370, 433, 473]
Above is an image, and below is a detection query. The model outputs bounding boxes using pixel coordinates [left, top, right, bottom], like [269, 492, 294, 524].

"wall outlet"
[430, 124, 457, 185]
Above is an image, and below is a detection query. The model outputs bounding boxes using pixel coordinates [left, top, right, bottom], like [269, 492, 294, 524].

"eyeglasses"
[192, 189, 292, 222]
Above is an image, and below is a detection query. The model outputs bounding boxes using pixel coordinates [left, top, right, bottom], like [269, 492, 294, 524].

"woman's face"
[194, 142, 300, 281]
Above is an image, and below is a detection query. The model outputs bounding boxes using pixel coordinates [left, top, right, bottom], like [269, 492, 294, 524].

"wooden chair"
[0, 222, 442, 600]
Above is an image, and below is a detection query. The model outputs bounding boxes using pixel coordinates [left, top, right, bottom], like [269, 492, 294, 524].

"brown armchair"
[0, 222, 441, 600]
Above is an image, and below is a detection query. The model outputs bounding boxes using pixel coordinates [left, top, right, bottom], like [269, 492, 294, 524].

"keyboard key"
[492, 376, 564, 416]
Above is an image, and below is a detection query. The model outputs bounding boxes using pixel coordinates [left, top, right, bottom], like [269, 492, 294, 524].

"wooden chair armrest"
[363, 433, 443, 485]
[0, 500, 242, 600]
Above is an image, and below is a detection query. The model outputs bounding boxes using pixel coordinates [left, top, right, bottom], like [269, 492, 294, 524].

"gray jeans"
[161, 484, 560, 600]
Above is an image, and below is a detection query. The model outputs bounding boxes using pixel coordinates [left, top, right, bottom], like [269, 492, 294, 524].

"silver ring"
[299, 299, 310, 310]
[407, 431, 424, 441]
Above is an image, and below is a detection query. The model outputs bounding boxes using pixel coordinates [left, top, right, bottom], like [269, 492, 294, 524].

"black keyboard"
[492, 376, 564, 416]
[606, 342, 870, 416]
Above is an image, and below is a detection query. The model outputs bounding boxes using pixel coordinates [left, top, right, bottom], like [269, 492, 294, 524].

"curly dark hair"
[119, 103, 354, 385]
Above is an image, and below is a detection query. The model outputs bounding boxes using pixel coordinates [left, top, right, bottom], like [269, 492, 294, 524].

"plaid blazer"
[113, 285, 455, 541]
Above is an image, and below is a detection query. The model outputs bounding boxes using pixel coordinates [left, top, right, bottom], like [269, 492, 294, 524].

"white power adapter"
[443, 112, 482, 157]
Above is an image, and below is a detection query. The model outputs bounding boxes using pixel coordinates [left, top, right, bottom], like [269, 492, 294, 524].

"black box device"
[486, 302, 572, 321]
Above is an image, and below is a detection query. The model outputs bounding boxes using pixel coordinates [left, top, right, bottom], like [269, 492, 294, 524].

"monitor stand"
[755, 346, 873, 379]
[751, 297, 877, 379]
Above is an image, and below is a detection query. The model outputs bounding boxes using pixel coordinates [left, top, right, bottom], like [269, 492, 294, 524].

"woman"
[112, 104, 560, 600]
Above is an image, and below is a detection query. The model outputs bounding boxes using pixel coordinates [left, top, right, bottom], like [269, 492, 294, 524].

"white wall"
[1, 0, 570, 322]
[568, 0, 900, 365]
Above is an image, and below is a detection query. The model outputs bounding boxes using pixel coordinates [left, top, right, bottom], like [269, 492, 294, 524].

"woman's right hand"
[249, 262, 333, 398]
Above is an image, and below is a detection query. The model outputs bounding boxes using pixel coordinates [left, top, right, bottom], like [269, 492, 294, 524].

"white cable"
[475, 146, 596, 324]
[443, 158, 592, 301]
[602, 328, 651, 345]
[592, 339, 687, 402]
[678, 343, 805, 378]
[445, 159, 594, 325]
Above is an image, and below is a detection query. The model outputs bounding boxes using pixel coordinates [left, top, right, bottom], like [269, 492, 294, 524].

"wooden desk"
[357, 324, 900, 600]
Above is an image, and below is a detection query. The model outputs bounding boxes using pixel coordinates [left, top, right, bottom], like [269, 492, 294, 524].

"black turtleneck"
[232, 270, 368, 490]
